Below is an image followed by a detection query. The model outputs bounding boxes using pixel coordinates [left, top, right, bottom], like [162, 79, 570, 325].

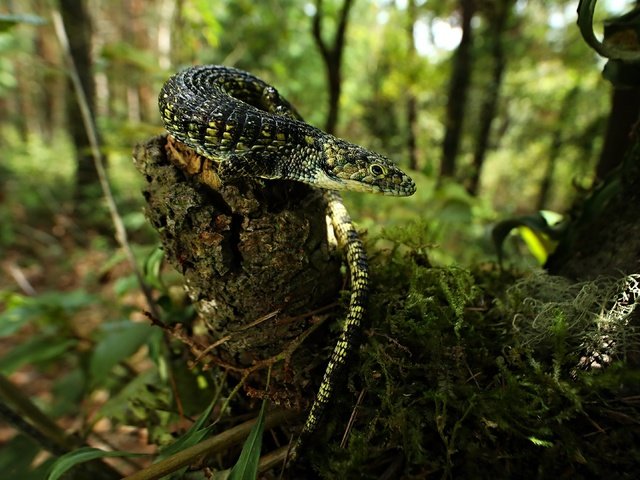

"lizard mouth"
[340, 175, 416, 196]
[311, 169, 416, 196]
[310, 169, 348, 191]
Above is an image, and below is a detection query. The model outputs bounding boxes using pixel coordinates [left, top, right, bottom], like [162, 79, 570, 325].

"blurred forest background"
[1, 0, 639, 479]
[1, 0, 623, 260]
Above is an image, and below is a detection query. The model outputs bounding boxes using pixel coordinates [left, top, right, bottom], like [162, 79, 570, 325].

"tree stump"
[132, 135, 342, 398]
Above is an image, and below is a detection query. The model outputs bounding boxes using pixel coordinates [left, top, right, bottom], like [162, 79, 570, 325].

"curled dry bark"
[133, 135, 342, 396]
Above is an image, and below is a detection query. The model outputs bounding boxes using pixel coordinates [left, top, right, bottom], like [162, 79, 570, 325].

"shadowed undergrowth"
[303, 237, 640, 479]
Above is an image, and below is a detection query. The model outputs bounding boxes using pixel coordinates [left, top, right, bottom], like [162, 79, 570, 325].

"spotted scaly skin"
[159, 65, 416, 196]
[158, 65, 414, 459]
[293, 189, 369, 454]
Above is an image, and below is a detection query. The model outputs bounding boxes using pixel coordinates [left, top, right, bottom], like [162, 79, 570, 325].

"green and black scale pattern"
[159, 65, 416, 196]
[159, 65, 415, 455]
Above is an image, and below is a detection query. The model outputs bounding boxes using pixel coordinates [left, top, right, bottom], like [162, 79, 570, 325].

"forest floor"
[0, 202, 161, 475]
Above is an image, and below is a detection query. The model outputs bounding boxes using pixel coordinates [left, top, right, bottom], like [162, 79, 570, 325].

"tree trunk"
[467, 0, 511, 195]
[406, 0, 419, 171]
[439, 0, 475, 180]
[14, 56, 38, 139]
[133, 135, 342, 405]
[546, 127, 640, 280]
[536, 86, 579, 210]
[59, 0, 101, 207]
[594, 9, 640, 180]
[312, 0, 355, 134]
[37, 23, 66, 142]
[407, 95, 419, 171]
[595, 86, 640, 180]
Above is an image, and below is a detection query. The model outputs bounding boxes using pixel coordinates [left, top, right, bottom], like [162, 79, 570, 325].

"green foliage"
[47, 447, 144, 480]
[0, 289, 95, 336]
[0, 435, 51, 478]
[88, 320, 157, 387]
[492, 210, 565, 265]
[0, 13, 46, 32]
[0, 263, 201, 474]
[147, 394, 221, 478]
[95, 368, 160, 421]
[0, 290, 95, 384]
[309, 238, 640, 478]
[101, 41, 162, 73]
[228, 400, 268, 480]
[0, 126, 76, 223]
[0, 334, 77, 374]
[347, 177, 498, 266]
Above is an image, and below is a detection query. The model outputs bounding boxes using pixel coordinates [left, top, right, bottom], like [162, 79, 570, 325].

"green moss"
[308, 242, 640, 479]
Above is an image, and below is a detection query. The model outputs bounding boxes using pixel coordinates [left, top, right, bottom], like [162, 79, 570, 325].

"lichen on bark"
[132, 135, 342, 373]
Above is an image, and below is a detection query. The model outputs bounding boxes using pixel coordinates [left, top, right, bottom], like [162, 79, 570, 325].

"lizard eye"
[369, 163, 386, 176]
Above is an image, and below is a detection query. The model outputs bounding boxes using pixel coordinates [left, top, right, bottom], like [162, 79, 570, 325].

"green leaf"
[51, 369, 86, 417]
[50, 289, 96, 310]
[492, 212, 564, 266]
[0, 334, 77, 374]
[96, 368, 158, 421]
[0, 13, 46, 32]
[100, 41, 163, 72]
[0, 289, 96, 336]
[122, 211, 148, 231]
[89, 321, 156, 386]
[155, 394, 219, 464]
[113, 274, 139, 297]
[527, 436, 554, 448]
[228, 400, 268, 480]
[0, 292, 31, 336]
[517, 226, 554, 265]
[47, 447, 144, 480]
[0, 435, 42, 475]
[157, 415, 212, 457]
[144, 246, 166, 291]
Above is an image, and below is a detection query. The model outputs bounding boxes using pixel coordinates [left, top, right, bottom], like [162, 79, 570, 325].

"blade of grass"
[123, 409, 298, 480]
[228, 399, 268, 480]
[48, 447, 146, 480]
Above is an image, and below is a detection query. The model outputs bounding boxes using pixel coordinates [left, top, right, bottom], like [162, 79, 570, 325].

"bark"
[546, 127, 640, 279]
[133, 135, 342, 398]
[37, 23, 66, 142]
[125, 0, 154, 122]
[312, 0, 355, 134]
[440, 0, 475, 180]
[14, 55, 38, 138]
[536, 86, 580, 210]
[467, 0, 511, 196]
[536, 142, 559, 211]
[406, 0, 419, 171]
[59, 0, 101, 205]
[595, 8, 640, 180]
[170, 0, 189, 66]
[595, 86, 640, 179]
[407, 95, 419, 171]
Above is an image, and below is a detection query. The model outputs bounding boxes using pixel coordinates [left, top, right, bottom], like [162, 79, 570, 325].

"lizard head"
[316, 137, 416, 196]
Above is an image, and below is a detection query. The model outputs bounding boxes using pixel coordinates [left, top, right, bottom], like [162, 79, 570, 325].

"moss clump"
[307, 241, 640, 479]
